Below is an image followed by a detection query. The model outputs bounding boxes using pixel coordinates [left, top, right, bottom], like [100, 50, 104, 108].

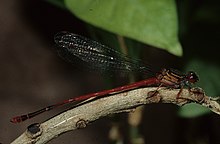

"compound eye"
[187, 71, 199, 83]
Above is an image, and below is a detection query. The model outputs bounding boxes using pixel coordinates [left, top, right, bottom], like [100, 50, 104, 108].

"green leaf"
[178, 103, 210, 118]
[64, 0, 182, 56]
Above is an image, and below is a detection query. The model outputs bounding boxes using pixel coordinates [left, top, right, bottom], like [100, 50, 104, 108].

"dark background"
[1, 0, 220, 144]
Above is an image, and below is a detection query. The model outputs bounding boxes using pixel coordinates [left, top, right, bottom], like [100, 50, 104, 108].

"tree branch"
[11, 87, 220, 144]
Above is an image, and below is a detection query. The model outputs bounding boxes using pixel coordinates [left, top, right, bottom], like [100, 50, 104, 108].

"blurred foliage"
[46, 0, 65, 8]
[178, 0, 220, 117]
[47, 0, 220, 117]
[179, 103, 210, 118]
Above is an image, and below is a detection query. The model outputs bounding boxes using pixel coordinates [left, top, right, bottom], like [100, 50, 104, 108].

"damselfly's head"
[186, 71, 199, 84]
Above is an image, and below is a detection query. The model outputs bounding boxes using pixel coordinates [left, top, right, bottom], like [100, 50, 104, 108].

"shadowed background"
[1, 1, 220, 144]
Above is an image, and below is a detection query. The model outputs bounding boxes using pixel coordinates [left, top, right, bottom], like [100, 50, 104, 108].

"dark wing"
[54, 31, 151, 75]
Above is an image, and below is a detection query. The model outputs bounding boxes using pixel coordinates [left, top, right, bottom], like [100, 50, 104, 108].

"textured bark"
[11, 87, 220, 144]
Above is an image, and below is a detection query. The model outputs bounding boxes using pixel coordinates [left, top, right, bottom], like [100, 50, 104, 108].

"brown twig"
[11, 87, 220, 144]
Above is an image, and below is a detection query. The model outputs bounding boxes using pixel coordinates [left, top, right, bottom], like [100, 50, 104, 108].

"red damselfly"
[10, 32, 199, 123]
